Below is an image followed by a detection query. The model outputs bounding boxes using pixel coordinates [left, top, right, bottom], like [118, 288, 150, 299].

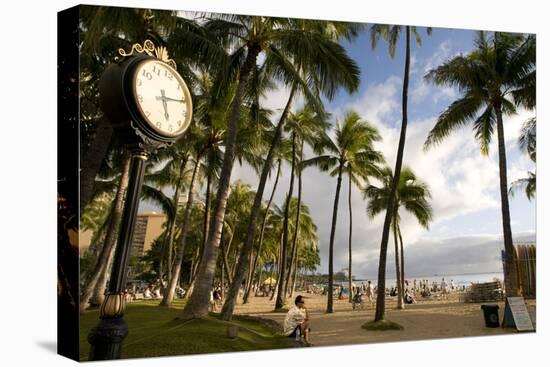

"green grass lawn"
[79, 299, 294, 361]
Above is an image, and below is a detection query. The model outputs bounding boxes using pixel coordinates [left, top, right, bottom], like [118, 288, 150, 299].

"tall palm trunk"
[89, 244, 115, 306]
[374, 26, 411, 322]
[243, 159, 282, 304]
[495, 104, 519, 296]
[243, 250, 255, 301]
[179, 44, 262, 320]
[289, 257, 299, 298]
[220, 226, 234, 285]
[398, 225, 405, 302]
[275, 132, 297, 310]
[163, 157, 188, 287]
[348, 172, 353, 302]
[161, 155, 202, 306]
[284, 139, 304, 298]
[327, 163, 344, 313]
[393, 209, 404, 309]
[202, 170, 212, 259]
[221, 87, 296, 319]
[270, 232, 284, 301]
[79, 154, 131, 313]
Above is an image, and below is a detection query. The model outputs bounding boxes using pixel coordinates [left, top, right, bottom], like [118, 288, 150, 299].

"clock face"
[132, 59, 192, 137]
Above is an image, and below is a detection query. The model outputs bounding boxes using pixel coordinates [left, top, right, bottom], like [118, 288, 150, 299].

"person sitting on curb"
[283, 295, 311, 345]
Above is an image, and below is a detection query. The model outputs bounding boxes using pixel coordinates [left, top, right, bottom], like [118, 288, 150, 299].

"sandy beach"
[232, 292, 536, 346]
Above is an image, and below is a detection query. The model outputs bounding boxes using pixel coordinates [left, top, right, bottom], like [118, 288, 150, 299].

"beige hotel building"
[80, 211, 166, 257]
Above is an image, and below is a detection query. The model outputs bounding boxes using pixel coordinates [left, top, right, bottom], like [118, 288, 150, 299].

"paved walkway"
[233, 293, 535, 346]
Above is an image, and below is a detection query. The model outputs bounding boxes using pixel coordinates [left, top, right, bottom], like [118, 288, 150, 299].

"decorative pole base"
[88, 317, 129, 360]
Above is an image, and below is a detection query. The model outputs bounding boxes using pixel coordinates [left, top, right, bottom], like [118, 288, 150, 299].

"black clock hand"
[162, 96, 185, 103]
[161, 89, 170, 121]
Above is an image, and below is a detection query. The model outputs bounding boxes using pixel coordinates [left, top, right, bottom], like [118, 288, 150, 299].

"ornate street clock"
[89, 40, 192, 361]
[99, 39, 192, 150]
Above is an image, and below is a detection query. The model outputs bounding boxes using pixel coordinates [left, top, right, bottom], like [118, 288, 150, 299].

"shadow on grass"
[79, 303, 293, 361]
[362, 319, 404, 331]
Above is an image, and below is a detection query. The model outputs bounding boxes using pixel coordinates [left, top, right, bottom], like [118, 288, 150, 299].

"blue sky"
[143, 21, 536, 279]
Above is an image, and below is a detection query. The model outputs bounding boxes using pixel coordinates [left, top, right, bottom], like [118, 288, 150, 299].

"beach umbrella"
[263, 277, 277, 285]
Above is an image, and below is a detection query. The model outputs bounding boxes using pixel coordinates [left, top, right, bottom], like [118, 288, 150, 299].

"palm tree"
[242, 157, 282, 304]
[281, 108, 329, 303]
[510, 117, 536, 201]
[179, 14, 360, 321]
[219, 21, 361, 319]
[79, 153, 130, 313]
[286, 199, 320, 297]
[160, 143, 205, 306]
[424, 32, 535, 297]
[303, 111, 383, 313]
[364, 167, 433, 308]
[369, 24, 431, 321]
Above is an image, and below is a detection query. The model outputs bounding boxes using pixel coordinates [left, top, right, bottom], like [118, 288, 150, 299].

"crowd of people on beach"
[121, 276, 466, 309]
[329, 277, 465, 308]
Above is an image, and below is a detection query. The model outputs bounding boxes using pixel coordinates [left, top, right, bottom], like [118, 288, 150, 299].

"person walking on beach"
[366, 280, 374, 306]
[283, 295, 311, 344]
[441, 278, 449, 300]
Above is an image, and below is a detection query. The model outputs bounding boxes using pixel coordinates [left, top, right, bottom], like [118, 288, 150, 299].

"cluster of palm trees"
[77, 6, 535, 326]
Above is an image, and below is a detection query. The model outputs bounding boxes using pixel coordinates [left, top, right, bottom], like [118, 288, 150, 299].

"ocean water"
[348, 272, 504, 290]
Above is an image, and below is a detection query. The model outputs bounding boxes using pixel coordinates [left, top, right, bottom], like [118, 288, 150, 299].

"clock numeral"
[156, 122, 162, 129]
[137, 94, 144, 103]
[142, 69, 152, 80]
[176, 120, 182, 126]
[168, 125, 173, 132]
[152, 65, 161, 76]
[137, 78, 143, 86]
[145, 111, 151, 117]
[176, 84, 181, 90]
[164, 70, 173, 80]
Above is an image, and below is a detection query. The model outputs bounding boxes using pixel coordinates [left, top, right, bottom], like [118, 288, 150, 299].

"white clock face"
[132, 59, 192, 137]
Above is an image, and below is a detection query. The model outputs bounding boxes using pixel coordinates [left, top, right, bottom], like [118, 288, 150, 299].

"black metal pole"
[88, 149, 148, 360]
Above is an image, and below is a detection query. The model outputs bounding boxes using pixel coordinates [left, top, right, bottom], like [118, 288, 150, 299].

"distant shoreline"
[353, 271, 503, 281]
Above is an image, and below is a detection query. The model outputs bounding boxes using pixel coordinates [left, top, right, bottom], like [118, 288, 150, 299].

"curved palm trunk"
[398, 225, 405, 302]
[242, 159, 282, 304]
[220, 226, 234, 285]
[374, 26, 411, 322]
[89, 244, 115, 306]
[275, 133, 297, 310]
[495, 105, 519, 296]
[79, 154, 131, 313]
[289, 257, 299, 297]
[393, 210, 404, 309]
[179, 44, 262, 320]
[348, 172, 353, 302]
[284, 139, 304, 298]
[161, 155, 202, 306]
[327, 164, 344, 313]
[163, 157, 188, 287]
[221, 87, 296, 319]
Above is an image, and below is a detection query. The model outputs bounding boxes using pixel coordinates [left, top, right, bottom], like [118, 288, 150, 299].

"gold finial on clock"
[116, 39, 177, 70]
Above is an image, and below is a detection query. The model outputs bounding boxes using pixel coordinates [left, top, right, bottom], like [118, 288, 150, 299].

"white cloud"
[410, 40, 458, 105]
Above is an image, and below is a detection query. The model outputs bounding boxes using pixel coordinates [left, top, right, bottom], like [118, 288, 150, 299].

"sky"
[142, 21, 536, 279]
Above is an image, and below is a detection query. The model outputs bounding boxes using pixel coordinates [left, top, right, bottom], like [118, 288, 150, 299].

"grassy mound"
[362, 319, 404, 331]
[79, 300, 293, 361]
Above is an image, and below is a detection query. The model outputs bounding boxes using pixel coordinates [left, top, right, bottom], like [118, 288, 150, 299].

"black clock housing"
[99, 54, 186, 151]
